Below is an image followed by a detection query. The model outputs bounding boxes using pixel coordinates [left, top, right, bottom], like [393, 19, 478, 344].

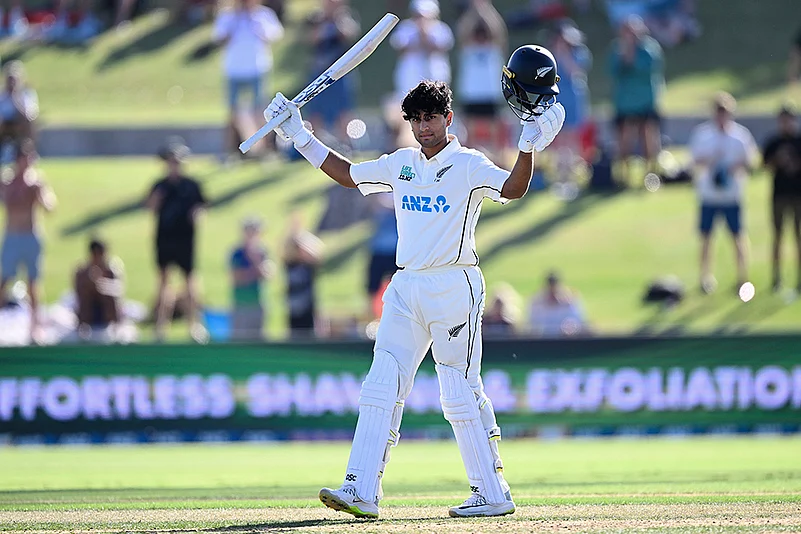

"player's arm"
[264, 93, 360, 188]
[503, 103, 567, 199]
[501, 152, 533, 200]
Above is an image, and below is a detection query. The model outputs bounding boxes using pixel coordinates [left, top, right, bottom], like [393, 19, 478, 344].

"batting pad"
[345, 350, 400, 503]
[437, 364, 507, 504]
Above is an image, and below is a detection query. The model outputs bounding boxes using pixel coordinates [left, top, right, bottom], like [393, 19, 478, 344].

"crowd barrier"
[1, 335, 799, 445]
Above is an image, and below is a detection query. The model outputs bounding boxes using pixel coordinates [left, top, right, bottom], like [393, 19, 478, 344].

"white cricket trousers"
[342, 265, 509, 504]
[377, 265, 487, 393]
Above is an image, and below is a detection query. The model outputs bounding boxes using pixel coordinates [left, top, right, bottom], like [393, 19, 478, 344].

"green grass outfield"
[1, 0, 798, 125]
[1, 437, 800, 533]
[7, 155, 801, 341]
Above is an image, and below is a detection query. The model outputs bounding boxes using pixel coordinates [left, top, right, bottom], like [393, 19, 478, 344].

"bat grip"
[238, 108, 291, 154]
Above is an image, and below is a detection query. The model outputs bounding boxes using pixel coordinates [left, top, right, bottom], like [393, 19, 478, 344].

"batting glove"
[264, 92, 313, 147]
[532, 103, 566, 152]
[518, 120, 544, 153]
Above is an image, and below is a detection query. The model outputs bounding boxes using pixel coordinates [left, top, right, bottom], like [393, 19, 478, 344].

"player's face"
[407, 111, 452, 150]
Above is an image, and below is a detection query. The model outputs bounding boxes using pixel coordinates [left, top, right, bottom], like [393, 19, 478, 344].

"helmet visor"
[502, 75, 557, 121]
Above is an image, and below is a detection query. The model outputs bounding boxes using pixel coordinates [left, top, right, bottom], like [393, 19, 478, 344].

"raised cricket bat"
[239, 13, 399, 154]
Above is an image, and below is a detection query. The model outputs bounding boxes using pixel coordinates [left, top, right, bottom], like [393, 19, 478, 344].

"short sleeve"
[390, 20, 415, 49]
[431, 21, 454, 50]
[688, 126, 709, 163]
[350, 154, 394, 196]
[469, 153, 510, 203]
[257, 8, 284, 42]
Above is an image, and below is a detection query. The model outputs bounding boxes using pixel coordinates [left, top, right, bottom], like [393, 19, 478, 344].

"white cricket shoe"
[319, 485, 379, 519]
[448, 491, 516, 518]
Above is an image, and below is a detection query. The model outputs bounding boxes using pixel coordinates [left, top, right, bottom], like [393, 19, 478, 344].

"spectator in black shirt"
[763, 105, 801, 291]
[145, 138, 207, 342]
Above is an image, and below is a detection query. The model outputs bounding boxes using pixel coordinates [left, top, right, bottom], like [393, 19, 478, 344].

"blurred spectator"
[528, 271, 588, 337]
[789, 27, 801, 85]
[605, 0, 700, 47]
[643, 0, 700, 48]
[0, 0, 29, 39]
[763, 105, 801, 292]
[391, 0, 454, 96]
[483, 282, 521, 338]
[73, 238, 124, 343]
[386, 0, 453, 148]
[303, 0, 360, 140]
[548, 19, 593, 180]
[688, 92, 758, 295]
[43, 0, 102, 45]
[230, 217, 272, 341]
[503, 0, 568, 30]
[284, 214, 323, 339]
[213, 0, 284, 159]
[366, 193, 398, 319]
[145, 137, 207, 342]
[456, 0, 507, 155]
[0, 61, 38, 159]
[608, 15, 664, 183]
[0, 139, 55, 344]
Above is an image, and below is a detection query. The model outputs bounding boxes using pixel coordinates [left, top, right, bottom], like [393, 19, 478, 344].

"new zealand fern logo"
[448, 322, 467, 341]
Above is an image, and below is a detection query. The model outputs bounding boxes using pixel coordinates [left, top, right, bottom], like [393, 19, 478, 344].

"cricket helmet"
[502, 45, 560, 121]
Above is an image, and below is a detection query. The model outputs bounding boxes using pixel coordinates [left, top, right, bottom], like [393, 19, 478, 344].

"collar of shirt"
[417, 134, 461, 164]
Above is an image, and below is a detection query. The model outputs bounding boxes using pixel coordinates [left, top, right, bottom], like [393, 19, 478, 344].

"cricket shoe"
[448, 490, 516, 518]
[318, 485, 379, 519]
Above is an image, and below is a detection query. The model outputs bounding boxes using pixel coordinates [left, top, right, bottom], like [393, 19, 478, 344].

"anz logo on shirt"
[401, 195, 451, 213]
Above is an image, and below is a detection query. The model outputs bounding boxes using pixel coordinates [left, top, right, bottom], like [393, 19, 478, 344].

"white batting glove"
[518, 120, 543, 153]
[533, 103, 566, 152]
[264, 92, 313, 147]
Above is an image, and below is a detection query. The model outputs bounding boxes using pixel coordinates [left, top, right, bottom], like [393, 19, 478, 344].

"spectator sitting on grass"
[73, 238, 125, 343]
[483, 282, 521, 339]
[528, 271, 588, 337]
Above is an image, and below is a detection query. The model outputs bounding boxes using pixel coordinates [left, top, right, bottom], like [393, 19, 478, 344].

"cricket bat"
[239, 12, 399, 154]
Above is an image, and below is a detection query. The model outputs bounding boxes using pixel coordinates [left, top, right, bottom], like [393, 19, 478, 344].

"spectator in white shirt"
[390, 0, 454, 96]
[213, 0, 284, 158]
[689, 92, 759, 294]
[528, 272, 588, 338]
[456, 0, 507, 156]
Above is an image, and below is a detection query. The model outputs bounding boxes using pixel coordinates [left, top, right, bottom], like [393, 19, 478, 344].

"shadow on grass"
[320, 235, 369, 274]
[59, 167, 289, 237]
[98, 20, 193, 71]
[184, 38, 221, 64]
[481, 189, 621, 262]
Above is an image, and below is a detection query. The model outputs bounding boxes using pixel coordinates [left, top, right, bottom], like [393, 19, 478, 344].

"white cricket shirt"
[213, 6, 284, 79]
[350, 135, 511, 270]
[689, 120, 758, 206]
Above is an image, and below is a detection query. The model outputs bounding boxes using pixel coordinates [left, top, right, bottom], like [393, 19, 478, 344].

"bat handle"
[238, 108, 291, 154]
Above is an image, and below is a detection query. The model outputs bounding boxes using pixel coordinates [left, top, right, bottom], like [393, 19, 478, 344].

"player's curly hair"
[401, 80, 452, 121]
